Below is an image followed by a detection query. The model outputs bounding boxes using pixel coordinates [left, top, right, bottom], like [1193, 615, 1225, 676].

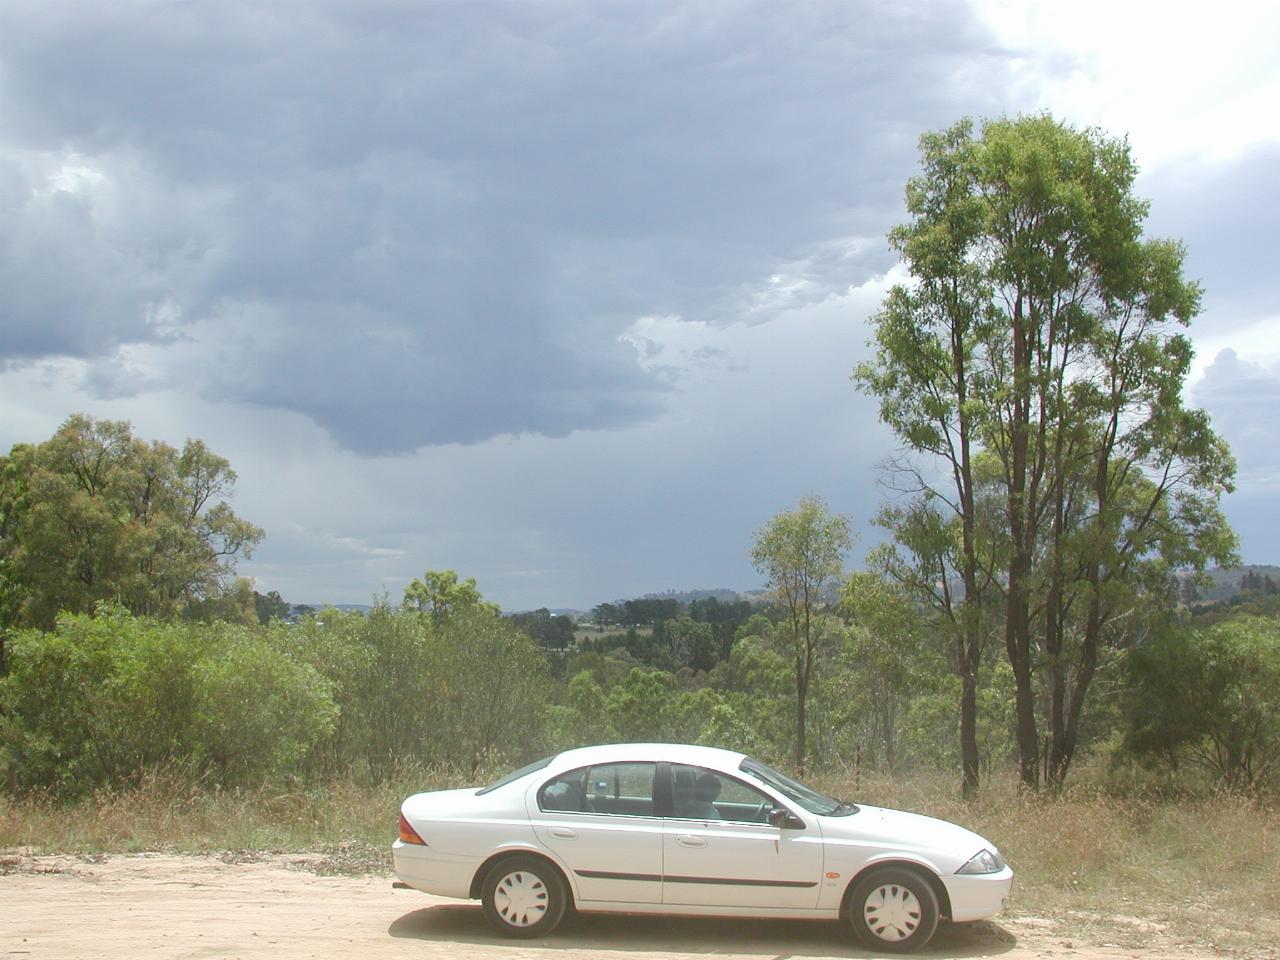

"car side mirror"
[768, 807, 805, 830]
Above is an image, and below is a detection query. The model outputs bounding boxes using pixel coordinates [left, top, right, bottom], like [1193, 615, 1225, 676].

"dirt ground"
[0, 854, 1220, 960]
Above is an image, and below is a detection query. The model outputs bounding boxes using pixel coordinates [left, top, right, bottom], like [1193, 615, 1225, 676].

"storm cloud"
[2, 1, 1276, 608]
[0, 0, 1008, 454]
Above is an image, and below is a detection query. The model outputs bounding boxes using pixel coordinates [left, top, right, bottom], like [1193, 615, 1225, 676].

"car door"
[661, 764, 824, 909]
[529, 761, 663, 904]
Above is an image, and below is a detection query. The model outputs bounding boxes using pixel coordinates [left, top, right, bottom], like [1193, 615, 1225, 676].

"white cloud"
[975, 0, 1280, 167]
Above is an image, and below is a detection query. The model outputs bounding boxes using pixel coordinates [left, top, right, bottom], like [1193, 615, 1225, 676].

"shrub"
[0, 607, 336, 794]
[1122, 614, 1280, 789]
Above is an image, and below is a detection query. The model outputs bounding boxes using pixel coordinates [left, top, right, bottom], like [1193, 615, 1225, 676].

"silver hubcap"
[863, 883, 922, 942]
[494, 870, 549, 927]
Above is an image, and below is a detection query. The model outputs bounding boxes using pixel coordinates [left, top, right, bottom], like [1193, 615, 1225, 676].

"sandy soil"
[0, 854, 1216, 960]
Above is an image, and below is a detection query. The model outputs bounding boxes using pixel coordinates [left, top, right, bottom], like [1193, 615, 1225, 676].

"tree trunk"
[883, 694, 897, 772]
[960, 657, 979, 798]
[795, 654, 807, 773]
[952, 307, 983, 801]
[1006, 298, 1040, 789]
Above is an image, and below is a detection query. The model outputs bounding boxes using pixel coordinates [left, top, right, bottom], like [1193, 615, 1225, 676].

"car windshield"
[475, 755, 555, 795]
[738, 757, 856, 816]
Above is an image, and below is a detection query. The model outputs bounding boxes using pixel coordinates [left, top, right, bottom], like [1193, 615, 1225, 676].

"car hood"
[819, 804, 996, 869]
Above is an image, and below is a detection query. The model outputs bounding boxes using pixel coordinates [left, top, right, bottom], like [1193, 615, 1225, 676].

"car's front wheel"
[847, 867, 939, 953]
[480, 856, 567, 938]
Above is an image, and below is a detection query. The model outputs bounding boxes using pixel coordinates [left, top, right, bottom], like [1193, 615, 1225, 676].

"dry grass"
[3, 764, 1278, 956]
[811, 766, 1280, 956]
[0, 762, 466, 872]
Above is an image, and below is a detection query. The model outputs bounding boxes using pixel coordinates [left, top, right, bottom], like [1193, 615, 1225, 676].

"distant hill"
[289, 603, 373, 617]
[638, 587, 764, 605]
[1180, 565, 1280, 604]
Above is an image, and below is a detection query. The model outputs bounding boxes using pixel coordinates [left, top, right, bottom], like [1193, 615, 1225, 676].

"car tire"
[847, 867, 940, 953]
[480, 855, 567, 938]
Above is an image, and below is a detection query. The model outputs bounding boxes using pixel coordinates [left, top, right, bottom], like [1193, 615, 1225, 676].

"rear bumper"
[391, 840, 479, 900]
[942, 866, 1014, 922]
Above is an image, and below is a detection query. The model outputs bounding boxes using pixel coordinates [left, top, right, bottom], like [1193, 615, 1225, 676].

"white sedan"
[393, 743, 1012, 953]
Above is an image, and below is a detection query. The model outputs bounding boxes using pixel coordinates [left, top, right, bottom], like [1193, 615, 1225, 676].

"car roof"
[548, 742, 749, 771]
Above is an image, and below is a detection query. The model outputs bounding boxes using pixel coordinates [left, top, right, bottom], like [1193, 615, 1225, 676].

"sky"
[1, 0, 1277, 611]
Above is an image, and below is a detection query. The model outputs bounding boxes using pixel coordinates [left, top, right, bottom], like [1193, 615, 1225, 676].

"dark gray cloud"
[1193, 349, 1280, 481]
[1191, 349, 1280, 564]
[1140, 143, 1280, 333]
[0, 0, 1011, 453]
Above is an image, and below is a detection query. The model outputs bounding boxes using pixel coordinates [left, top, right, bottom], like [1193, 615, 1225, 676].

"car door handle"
[550, 827, 577, 839]
[675, 835, 707, 848]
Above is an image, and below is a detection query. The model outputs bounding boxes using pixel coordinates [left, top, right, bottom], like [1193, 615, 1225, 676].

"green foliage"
[1122, 616, 1280, 788]
[401, 569, 498, 623]
[0, 415, 263, 630]
[0, 608, 333, 794]
[507, 607, 575, 650]
[809, 573, 951, 771]
[657, 615, 717, 671]
[606, 668, 676, 741]
[272, 600, 548, 779]
[254, 589, 290, 625]
[188, 626, 338, 783]
[547, 671, 616, 747]
[432, 608, 550, 774]
[751, 495, 854, 769]
[271, 604, 434, 778]
[855, 113, 1237, 789]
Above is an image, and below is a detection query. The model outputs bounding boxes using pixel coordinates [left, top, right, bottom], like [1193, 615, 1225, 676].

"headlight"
[956, 848, 1004, 875]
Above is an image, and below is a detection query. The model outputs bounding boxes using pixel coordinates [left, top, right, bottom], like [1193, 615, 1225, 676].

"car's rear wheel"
[480, 855, 566, 938]
[847, 867, 939, 953]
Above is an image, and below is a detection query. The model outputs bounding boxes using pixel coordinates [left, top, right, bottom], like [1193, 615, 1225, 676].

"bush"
[0, 607, 336, 794]
[189, 624, 337, 783]
[1122, 614, 1280, 789]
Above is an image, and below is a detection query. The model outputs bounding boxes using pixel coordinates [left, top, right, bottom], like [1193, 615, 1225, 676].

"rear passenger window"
[539, 768, 587, 811]
[539, 763, 657, 817]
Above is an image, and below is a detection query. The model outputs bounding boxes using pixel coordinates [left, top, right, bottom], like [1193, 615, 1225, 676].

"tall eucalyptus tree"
[858, 115, 1236, 789]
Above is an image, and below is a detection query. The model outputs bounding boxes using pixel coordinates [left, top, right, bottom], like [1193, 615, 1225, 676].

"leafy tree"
[402, 569, 498, 623]
[433, 608, 550, 775]
[276, 603, 440, 779]
[836, 572, 946, 771]
[1123, 616, 1280, 788]
[254, 589, 291, 625]
[857, 115, 1236, 788]
[606, 668, 675, 742]
[189, 626, 338, 784]
[507, 608, 576, 650]
[708, 630, 794, 763]
[547, 670, 615, 747]
[622, 597, 681, 626]
[751, 495, 853, 770]
[0, 415, 263, 631]
[590, 602, 622, 626]
[688, 595, 755, 661]
[278, 602, 545, 779]
[657, 614, 716, 671]
[185, 576, 258, 626]
[857, 491, 1004, 795]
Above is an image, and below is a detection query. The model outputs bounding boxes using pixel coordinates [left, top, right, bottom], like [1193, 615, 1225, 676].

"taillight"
[398, 812, 427, 846]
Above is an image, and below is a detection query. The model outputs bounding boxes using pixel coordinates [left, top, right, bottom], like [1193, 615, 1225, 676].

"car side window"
[539, 768, 587, 812]
[539, 762, 657, 817]
[670, 764, 775, 823]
